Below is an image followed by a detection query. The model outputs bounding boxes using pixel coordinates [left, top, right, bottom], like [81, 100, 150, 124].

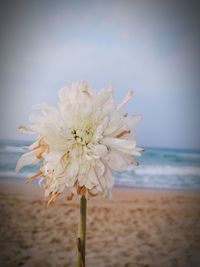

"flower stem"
[77, 195, 87, 267]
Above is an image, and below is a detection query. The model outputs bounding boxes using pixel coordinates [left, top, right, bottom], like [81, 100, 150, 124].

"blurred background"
[0, 2, 200, 267]
[0, 0, 200, 189]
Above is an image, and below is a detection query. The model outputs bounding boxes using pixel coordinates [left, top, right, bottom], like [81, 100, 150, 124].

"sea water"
[0, 139, 200, 190]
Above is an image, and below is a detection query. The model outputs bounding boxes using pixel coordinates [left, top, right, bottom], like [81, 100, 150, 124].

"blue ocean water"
[0, 139, 200, 190]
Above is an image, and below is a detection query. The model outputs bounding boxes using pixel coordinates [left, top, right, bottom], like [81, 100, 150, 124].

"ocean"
[0, 139, 200, 191]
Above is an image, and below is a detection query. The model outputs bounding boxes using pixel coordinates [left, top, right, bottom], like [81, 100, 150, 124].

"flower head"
[16, 81, 142, 205]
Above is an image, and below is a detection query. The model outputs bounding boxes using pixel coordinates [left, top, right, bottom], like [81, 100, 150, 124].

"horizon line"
[0, 138, 200, 152]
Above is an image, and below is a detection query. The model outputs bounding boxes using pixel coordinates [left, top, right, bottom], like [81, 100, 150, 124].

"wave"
[0, 171, 35, 178]
[175, 152, 200, 160]
[1, 170, 200, 191]
[1, 166, 199, 180]
[133, 165, 200, 176]
[0, 145, 28, 153]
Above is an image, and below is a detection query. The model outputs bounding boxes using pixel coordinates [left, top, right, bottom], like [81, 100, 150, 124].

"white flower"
[16, 81, 142, 205]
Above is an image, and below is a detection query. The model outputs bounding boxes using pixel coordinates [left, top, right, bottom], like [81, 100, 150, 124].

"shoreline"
[1, 173, 200, 194]
[0, 177, 200, 267]
[0, 179, 199, 205]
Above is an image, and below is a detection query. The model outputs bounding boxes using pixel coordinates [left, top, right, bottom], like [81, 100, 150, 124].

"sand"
[0, 182, 200, 267]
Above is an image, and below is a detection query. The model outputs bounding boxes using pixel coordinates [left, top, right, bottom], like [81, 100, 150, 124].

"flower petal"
[92, 144, 108, 157]
[117, 90, 133, 111]
[105, 150, 129, 172]
[101, 137, 139, 155]
[124, 115, 142, 129]
[85, 166, 99, 189]
[16, 150, 39, 171]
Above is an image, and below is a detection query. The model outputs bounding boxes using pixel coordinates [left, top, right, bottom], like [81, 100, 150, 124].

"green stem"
[77, 195, 87, 267]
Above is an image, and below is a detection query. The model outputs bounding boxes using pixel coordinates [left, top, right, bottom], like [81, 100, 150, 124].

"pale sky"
[0, 0, 200, 149]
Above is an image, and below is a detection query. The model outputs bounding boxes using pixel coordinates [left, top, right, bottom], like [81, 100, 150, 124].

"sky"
[0, 0, 200, 149]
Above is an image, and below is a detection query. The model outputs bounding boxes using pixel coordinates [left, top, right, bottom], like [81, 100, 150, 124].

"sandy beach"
[0, 182, 200, 267]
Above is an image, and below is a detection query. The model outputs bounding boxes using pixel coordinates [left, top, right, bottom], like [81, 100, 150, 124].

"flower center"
[71, 126, 94, 146]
